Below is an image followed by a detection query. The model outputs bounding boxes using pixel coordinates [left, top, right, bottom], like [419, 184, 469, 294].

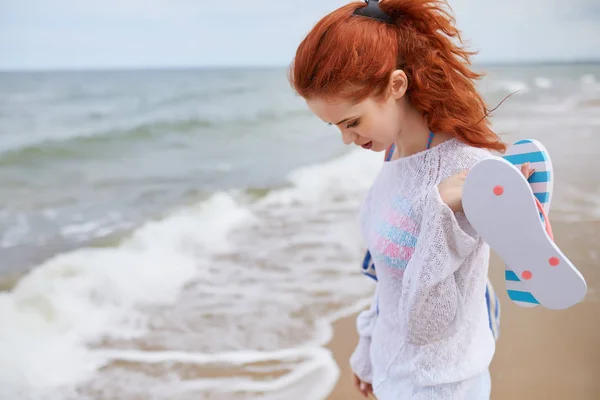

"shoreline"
[326, 221, 600, 400]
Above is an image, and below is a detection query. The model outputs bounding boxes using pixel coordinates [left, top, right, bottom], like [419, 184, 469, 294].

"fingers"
[353, 374, 369, 397]
[360, 382, 369, 397]
[353, 374, 362, 392]
[356, 380, 373, 398]
[520, 162, 529, 176]
[366, 383, 374, 397]
[520, 162, 536, 179]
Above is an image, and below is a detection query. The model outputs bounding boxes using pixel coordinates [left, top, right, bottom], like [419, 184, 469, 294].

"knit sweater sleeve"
[349, 285, 378, 383]
[400, 147, 489, 345]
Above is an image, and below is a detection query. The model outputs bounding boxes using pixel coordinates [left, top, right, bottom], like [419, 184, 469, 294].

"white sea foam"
[479, 79, 530, 94]
[534, 77, 553, 89]
[0, 193, 257, 394]
[581, 74, 597, 85]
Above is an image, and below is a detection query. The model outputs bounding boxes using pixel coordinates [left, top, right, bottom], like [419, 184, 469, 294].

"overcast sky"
[1, 0, 599, 70]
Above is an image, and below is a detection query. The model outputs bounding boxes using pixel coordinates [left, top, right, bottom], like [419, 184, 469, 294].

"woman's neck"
[392, 104, 451, 159]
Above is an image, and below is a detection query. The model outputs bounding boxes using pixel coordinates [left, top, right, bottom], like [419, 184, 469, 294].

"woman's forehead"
[306, 97, 366, 123]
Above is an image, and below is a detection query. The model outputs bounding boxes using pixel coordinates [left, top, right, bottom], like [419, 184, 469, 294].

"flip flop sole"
[463, 157, 587, 310]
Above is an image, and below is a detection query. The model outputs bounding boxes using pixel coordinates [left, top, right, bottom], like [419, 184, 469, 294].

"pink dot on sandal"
[493, 186, 504, 196]
[522, 271, 533, 280]
[549, 257, 560, 267]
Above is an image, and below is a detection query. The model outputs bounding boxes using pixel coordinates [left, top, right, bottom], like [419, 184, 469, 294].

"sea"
[1, 63, 599, 399]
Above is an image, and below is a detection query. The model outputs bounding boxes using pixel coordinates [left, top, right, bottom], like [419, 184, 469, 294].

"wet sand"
[327, 221, 600, 400]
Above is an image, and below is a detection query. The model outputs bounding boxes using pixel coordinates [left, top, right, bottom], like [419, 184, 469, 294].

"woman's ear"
[389, 69, 408, 100]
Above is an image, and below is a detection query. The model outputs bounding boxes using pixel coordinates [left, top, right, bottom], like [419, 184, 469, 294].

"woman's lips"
[361, 141, 373, 150]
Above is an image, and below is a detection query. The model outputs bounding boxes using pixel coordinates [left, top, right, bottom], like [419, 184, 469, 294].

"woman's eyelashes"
[347, 119, 360, 129]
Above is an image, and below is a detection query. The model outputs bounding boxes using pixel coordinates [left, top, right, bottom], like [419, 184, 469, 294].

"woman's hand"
[352, 372, 374, 398]
[438, 162, 535, 213]
[438, 170, 468, 213]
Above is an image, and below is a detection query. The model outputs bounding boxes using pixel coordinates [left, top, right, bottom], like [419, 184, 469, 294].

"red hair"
[289, 0, 506, 153]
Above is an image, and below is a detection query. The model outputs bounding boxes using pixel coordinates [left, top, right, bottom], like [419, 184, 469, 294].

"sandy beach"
[327, 220, 600, 400]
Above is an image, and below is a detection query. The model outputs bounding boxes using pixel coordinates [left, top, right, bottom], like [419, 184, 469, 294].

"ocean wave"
[148, 85, 263, 109]
[0, 149, 380, 399]
[534, 77, 553, 89]
[581, 74, 597, 85]
[0, 118, 214, 165]
[479, 79, 530, 94]
[0, 193, 256, 391]
[0, 109, 313, 165]
[59, 87, 120, 103]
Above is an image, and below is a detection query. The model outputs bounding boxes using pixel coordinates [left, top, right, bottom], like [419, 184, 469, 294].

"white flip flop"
[502, 139, 554, 307]
[463, 157, 587, 310]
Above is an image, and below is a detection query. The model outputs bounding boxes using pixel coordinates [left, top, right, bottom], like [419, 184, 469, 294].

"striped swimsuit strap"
[385, 131, 435, 161]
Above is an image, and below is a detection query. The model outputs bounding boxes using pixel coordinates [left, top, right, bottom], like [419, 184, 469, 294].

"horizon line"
[1, 58, 599, 73]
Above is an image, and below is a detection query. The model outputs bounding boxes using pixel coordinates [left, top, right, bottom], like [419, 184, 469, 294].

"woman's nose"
[341, 129, 357, 145]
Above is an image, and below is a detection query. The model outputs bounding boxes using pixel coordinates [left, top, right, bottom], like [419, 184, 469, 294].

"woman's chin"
[370, 142, 388, 152]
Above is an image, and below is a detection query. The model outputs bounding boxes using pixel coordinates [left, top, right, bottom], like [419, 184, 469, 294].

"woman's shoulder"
[436, 138, 495, 177]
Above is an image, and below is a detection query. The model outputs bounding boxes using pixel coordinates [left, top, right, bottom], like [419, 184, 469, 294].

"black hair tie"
[352, 0, 396, 25]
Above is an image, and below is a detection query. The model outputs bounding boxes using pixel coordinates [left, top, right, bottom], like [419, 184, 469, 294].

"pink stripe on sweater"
[386, 211, 419, 235]
[375, 237, 415, 260]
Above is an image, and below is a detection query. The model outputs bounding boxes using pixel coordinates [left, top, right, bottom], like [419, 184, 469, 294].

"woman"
[289, 1, 512, 398]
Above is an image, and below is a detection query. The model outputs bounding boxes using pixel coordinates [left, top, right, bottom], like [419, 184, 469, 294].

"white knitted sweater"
[350, 139, 496, 399]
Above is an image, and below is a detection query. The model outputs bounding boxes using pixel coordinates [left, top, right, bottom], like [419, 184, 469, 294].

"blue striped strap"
[505, 270, 520, 282]
[503, 151, 548, 165]
[528, 171, 551, 183]
[507, 290, 540, 305]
